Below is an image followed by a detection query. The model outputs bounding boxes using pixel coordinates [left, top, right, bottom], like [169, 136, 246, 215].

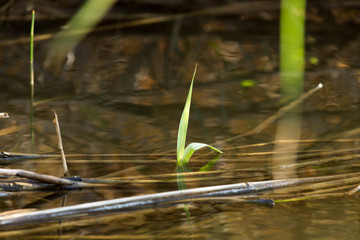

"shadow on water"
[1, 0, 360, 239]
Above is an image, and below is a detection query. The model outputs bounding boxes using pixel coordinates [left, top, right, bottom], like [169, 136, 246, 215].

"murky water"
[1, 1, 360, 239]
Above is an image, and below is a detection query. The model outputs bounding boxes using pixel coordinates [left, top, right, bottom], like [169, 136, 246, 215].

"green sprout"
[176, 64, 222, 167]
[176, 64, 222, 236]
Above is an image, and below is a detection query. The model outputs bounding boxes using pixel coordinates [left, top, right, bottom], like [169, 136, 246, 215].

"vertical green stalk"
[175, 64, 222, 237]
[30, 10, 35, 153]
[273, 0, 306, 179]
[280, 0, 306, 102]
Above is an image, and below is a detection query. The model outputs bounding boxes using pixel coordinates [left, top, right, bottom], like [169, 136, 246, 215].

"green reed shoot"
[176, 64, 222, 166]
[272, 0, 307, 179]
[176, 64, 222, 236]
[280, 0, 306, 102]
[30, 10, 35, 153]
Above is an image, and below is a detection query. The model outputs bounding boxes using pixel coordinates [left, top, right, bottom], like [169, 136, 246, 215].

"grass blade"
[176, 63, 223, 165]
[181, 142, 222, 164]
[177, 64, 197, 162]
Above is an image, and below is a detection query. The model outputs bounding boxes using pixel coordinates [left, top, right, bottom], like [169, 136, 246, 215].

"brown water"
[1, 1, 360, 239]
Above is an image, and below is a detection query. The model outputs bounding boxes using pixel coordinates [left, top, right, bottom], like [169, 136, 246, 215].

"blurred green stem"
[45, 0, 116, 69]
[280, 0, 306, 102]
[273, 0, 306, 179]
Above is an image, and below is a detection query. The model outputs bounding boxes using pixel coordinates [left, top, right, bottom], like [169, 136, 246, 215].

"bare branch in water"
[0, 174, 347, 228]
[0, 169, 85, 187]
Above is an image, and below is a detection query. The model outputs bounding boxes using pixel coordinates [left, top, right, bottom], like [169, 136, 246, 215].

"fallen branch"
[0, 169, 86, 187]
[0, 175, 344, 228]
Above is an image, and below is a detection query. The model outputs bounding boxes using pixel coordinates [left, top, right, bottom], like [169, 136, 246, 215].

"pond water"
[1, 1, 360, 239]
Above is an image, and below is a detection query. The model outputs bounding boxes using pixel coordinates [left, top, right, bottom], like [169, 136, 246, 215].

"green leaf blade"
[180, 142, 222, 164]
[177, 64, 197, 162]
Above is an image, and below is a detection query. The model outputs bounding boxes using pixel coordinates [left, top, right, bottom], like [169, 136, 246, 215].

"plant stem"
[30, 10, 35, 153]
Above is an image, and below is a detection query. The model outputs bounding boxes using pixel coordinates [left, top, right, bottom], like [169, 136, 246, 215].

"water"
[1, 1, 360, 239]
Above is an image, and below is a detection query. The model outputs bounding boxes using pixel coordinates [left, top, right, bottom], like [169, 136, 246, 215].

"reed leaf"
[181, 142, 222, 164]
[177, 64, 196, 162]
[176, 64, 223, 165]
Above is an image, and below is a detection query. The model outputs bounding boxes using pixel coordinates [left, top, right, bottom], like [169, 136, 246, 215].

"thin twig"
[0, 1, 279, 47]
[224, 83, 323, 144]
[53, 110, 68, 176]
[0, 169, 84, 187]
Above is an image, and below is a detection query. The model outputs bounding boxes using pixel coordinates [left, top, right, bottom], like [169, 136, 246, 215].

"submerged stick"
[0, 176, 340, 228]
[246, 83, 323, 136]
[53, 111, 68, 176]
